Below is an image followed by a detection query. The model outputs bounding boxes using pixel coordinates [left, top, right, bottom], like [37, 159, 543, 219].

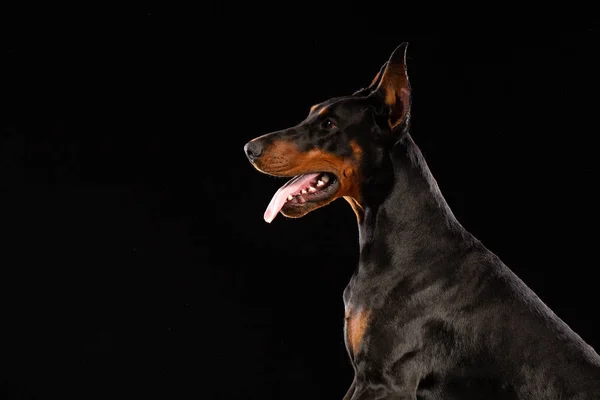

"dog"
[243, 43, 600, 399]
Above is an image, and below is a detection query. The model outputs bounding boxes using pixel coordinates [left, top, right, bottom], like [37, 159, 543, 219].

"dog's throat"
[263, 172, 335, 223]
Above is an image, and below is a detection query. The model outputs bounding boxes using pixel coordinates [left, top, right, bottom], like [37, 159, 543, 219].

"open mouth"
[264, 172, 339, 223]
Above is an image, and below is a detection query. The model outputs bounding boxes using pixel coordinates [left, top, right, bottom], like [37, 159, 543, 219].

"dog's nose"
[244, 140, 264, 162]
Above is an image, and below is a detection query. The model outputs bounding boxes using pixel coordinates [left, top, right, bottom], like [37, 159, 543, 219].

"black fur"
[245, 43, 600, 399]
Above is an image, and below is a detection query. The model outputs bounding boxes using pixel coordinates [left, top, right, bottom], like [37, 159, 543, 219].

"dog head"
[244, 43, 412, 223]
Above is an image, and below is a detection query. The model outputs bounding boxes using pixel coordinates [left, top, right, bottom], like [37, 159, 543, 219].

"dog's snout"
[244, 140, 264, 162]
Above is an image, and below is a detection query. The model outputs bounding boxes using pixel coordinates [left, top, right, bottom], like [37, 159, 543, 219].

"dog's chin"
[280, 196, 338, 218]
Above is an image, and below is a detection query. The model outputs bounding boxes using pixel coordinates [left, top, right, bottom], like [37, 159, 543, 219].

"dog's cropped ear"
[372, 42, 411, 130]
[354, 61, 389, 96]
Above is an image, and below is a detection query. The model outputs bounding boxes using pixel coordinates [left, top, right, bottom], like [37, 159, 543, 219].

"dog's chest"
[344, 303, 372, 357]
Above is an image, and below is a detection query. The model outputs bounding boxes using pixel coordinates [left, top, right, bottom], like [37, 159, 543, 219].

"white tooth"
[321, 174, 330, 183]
[308, 186, 317, 193]
[287, 195, 293, 201]
[301, 189, 307, 194]
[316, 180, 324, 187]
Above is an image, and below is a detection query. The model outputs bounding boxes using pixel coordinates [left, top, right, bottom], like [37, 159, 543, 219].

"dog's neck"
[356, 133, 475, 275]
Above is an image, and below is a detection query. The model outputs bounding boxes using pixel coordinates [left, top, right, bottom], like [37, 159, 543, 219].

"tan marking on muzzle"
[255, 138, 364, 206]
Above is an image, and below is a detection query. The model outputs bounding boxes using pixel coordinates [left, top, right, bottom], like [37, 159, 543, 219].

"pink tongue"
[264, 173, 320, 223]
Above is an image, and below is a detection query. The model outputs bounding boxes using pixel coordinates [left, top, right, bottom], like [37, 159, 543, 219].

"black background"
[1, 7, 598, 400]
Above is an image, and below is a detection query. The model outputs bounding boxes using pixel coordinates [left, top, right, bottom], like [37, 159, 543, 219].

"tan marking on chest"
[345, 306, 371, 356]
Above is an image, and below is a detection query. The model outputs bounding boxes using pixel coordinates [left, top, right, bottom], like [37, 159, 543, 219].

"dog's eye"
[322, 119, 335, 130]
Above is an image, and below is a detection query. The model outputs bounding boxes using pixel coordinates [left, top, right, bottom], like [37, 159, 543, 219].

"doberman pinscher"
[243, 43, 600, 399]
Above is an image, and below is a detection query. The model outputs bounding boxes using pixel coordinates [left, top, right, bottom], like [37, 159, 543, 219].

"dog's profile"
[244, 43, 600, 399]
